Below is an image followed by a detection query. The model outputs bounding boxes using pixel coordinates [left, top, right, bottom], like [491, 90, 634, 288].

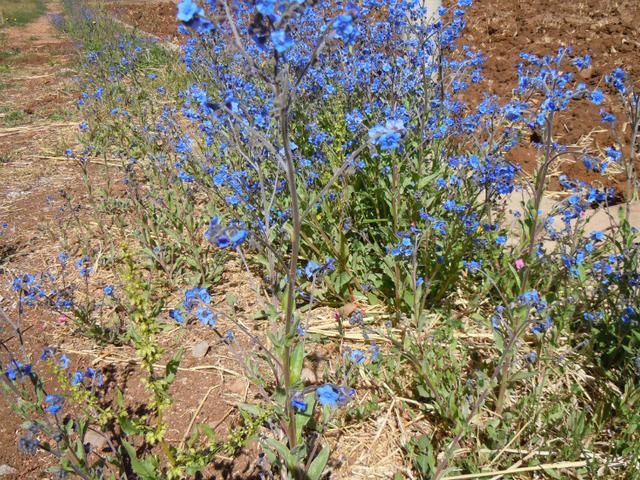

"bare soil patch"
[105, 0, 182, 40]
[448, 0, 640, 192]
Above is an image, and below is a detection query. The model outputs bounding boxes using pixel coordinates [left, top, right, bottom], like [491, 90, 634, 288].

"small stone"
[301, 367, 317, 384]
[578, 66, 593, 80]
[84, 430, 108, 452]
[0, 465, 17, 476]
[191, 341, 210, 359]
[226, 378, 248, 396]
[338, 302, 358, 318]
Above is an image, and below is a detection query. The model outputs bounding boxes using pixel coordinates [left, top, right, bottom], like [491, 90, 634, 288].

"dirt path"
[0, 4, 85, 475]
[0, 10, 261, 478]
[0, 4, 79, 250]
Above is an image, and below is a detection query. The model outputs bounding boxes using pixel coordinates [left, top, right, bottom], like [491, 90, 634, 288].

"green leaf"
[238, 403, 266, 418]
[226, 293, 238, 308]
[122, 440, 158, 479]
[541, 466, 563, 479]
[264, 438, 296, 470]
[295, 394, 316, 445]
[509, 371, 537, 383]
[507, 263, 522, 291]
[165, 348, 183, 385]
[119, 417, 138, 436]
[307, 446, 330, 480]
[75, 438, 86, 461]
[492, 328, 504, 353]
[197, 424, 217, 443]
[290, 341, 305, 385]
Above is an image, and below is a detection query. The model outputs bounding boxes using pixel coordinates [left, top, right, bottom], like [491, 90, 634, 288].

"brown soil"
[447, 0, 640, 194]
[105, 1, 182, 40]
[0, 7, 79, 476]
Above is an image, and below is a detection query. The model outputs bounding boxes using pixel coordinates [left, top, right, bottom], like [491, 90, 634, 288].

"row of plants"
[1, 0, 639, 478]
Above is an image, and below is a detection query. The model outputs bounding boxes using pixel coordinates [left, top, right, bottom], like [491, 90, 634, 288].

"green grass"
[0, 0, 46, 27]
[0, 48, 19, 60]
[48, 109, 74, 122]
[0, 106, 27, 127]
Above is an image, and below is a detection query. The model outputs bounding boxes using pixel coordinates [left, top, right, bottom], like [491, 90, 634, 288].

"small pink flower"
[56, 315, 68, 324]
[515, 258, 525, 271]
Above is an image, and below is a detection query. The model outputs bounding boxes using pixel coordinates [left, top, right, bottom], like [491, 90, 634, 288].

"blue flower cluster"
[170, 286, 217, 327]
[204, 217, 248, 249]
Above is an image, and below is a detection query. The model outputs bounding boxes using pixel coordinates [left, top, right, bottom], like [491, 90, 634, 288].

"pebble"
[191, 341, 210, 359]
[84, 430, 108, 452]
[0, 465, 17, 476]
[301, 367, 317, 384]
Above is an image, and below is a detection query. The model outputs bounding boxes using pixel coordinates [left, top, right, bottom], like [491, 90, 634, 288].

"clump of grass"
[0, 107, 27, 127]
[0, 48, 19, 59]
[0, 0, 46, 27]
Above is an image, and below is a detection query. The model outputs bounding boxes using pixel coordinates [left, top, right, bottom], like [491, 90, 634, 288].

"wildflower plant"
[168, 0, 507, 474]
[3, 0, 639, 478]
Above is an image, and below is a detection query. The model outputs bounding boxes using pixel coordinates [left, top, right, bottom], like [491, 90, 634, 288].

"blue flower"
[256, 0, 278, 21]
[304, 260, 321, 279]
[170, 309, 185, 323]
[463, 260, 481, 272]
[184, 287, 211, 311]
[74, 256, 92, 277]
[216, 234, 231, 248]
[368, 343, 380, 362]
[59, 354, 70, 370]
[45, 394, 64, 415]
[368, 119, 405, 151]
[503, 102, 524, 121]
[600, 109, 616, 123]
[316, 384, 354, 407]
[316, 384, 340, 407]
[206, 217, 247, 249]
[103, 285, 114, 296]
[349, 350, 365, 364]
[5, 360, 32, 381]
[271, 30, 294, 54]
[71, 371, 84, 386]
[40, 347, 55, 361]
[572, 54, 591, 70]
[229, 229, 248, 248]
[291, 392, 307, 412]
[531, 316, 553, 335]
[590, 89, 605, 105]
[196, 308, 217, 327]
[177, 0, 204, 22]
[605, 146, 622, 162]
[18, 433, 39, 454]
[378, 131, 402, 151]
[333, 15, 356, 43]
